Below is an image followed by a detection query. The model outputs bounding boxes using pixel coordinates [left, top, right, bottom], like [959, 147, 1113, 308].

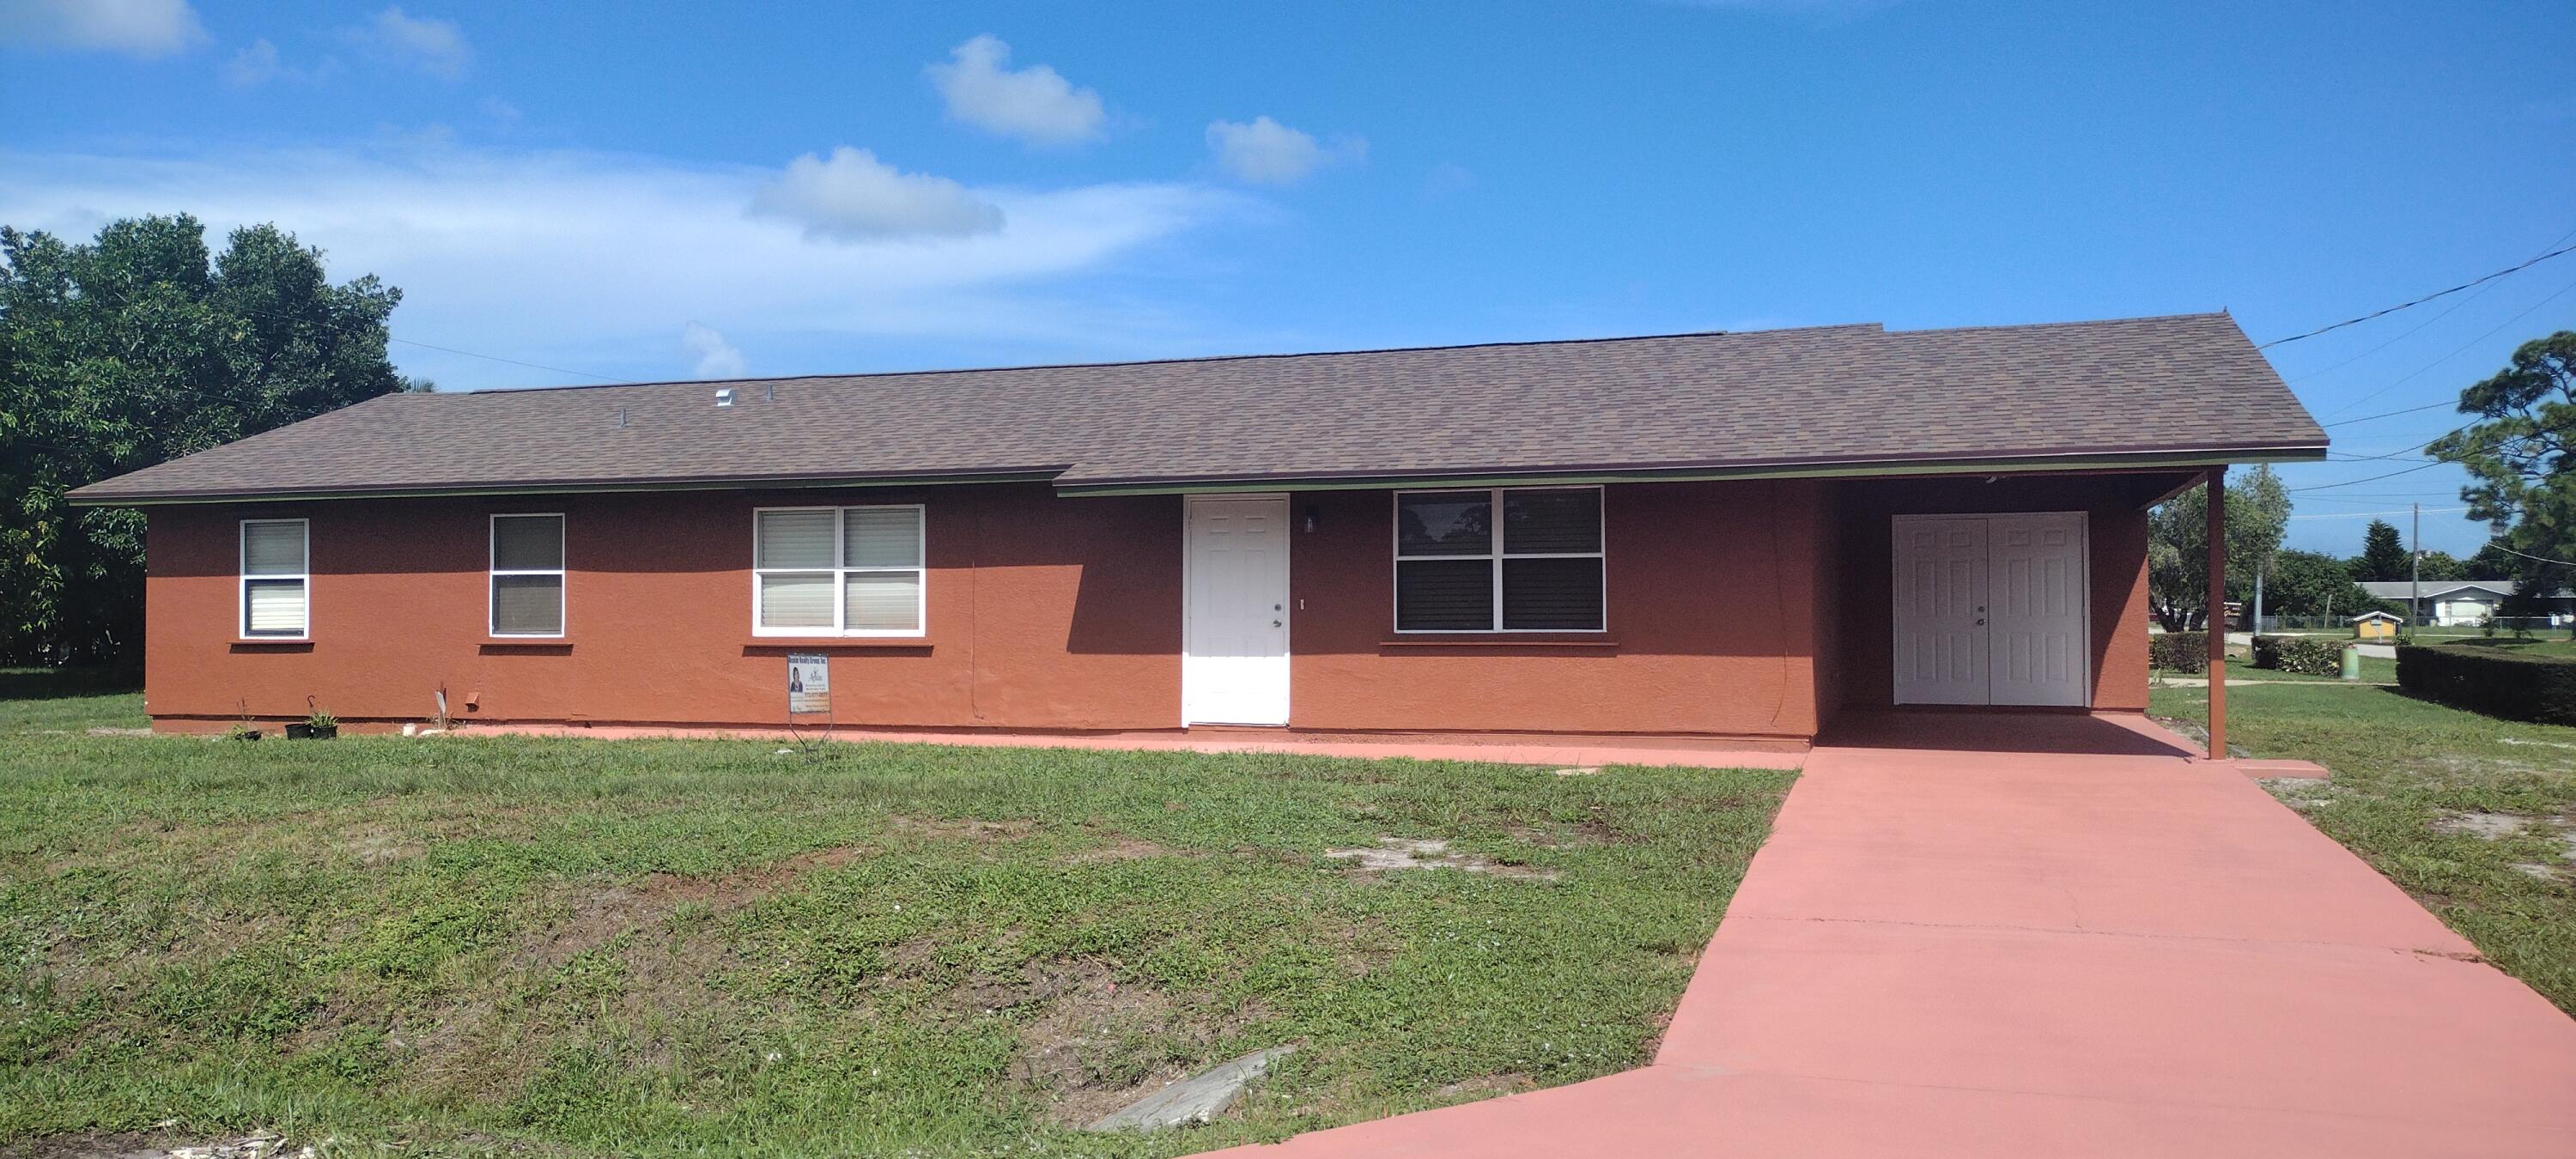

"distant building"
[2356, 580, 2575, 628]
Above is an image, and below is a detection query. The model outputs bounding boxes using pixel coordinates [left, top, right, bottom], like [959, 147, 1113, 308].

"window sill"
[1379, 634, 1618, 650]
[481, 639, 573, 653]
[230, 639, 314, 652]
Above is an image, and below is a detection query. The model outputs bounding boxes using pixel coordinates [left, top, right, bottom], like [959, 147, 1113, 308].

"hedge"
[2395, 645, 2576, 725]
[2251, 635, 2348, 677]
[2148, 631, 2208, 675]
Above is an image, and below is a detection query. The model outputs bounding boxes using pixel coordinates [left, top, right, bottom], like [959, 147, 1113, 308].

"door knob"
[1272, 619, 1283, 628]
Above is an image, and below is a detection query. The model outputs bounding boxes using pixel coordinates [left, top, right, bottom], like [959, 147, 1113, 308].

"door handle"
[1975, 618, 1987, 626]
[1272, 619, 1283, 628]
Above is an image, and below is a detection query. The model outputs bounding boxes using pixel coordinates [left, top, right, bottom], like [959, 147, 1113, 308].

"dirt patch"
[964, 958, 1275, 1128]
[1325, 838, 1559, 881]
[338, 828, 422, 867]
[1063, 836, 1176, 864]
[4, 1132, 307, 1159]
[889, 816, 1038, 842]
[1434, 1071, 1536, 1102]
[524, 846, 865, 970]
[2433, 812, 2535, 840]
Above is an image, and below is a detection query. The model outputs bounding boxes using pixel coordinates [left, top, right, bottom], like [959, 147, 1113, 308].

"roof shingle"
[69, 313, 2325, 503]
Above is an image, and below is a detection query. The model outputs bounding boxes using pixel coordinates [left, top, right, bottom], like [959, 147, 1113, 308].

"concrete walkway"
[1200, 712, 2576, 1158]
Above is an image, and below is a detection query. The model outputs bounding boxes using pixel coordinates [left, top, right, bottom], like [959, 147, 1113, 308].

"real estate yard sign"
[787, 653, 829, 714]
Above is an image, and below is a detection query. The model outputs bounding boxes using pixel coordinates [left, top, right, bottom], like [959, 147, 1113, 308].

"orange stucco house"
[69, 313, 2324, 747]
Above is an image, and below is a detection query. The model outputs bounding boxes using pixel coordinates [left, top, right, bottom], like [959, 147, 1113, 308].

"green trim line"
[1050, 447, 2330, 496]
[69, 470, 1062, 507]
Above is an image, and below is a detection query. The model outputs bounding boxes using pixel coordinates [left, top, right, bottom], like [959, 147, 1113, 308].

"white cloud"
[0, 142, 1254, 388]
[1206, 116, 1363, 185]
[681, 322, 745, 379]
[222, 37, 337, 86]
[749, 146, 1005, 242]
[222, 37, 281, 84]
[356, 5, 469, 79]
[927, 34, 1107, 146]
[0, 0, 206, 58]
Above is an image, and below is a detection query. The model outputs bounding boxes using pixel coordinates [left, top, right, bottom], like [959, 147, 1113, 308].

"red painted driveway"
[1200, 713, 2576, 1158]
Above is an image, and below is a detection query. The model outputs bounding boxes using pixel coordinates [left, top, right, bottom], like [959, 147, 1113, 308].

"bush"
[2251, 635, 2347, 677]
[2148, 631, 2208, 674]
[2396, 645, 2576, 725]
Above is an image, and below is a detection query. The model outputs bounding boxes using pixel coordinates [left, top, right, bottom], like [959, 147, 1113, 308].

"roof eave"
[64, 467, 1069, 507]
[1049, 442, 2332, 496]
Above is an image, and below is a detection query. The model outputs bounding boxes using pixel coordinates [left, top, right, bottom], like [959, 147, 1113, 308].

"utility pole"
[2253, 561, 2265, 635]
[2410, 502, 2422, 632]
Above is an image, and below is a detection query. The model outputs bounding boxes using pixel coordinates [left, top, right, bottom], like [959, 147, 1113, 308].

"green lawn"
[2151, 681, 2576, 1014]
[0, 671, 1791, 1156]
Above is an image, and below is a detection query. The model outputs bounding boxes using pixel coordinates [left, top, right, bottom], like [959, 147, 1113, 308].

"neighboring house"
[2350, 610, 2403, 641]
[2355, 580, 2576, 627]
[70, 313, 2326, 744]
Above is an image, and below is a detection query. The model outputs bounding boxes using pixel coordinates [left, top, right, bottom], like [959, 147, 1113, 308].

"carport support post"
[2206, 467, 2227, 761]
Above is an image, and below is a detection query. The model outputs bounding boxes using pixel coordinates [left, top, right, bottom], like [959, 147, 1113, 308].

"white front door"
[1893, 516, 1990, 705]
[1892, 513, 2089, 707]
[1986, 513, 2089, 707]
[1183, 495, 1291, 725]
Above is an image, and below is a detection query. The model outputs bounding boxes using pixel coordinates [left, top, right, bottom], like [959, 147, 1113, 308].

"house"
[68, 313, 2326, 748]
[2355, 580, 2575, 628]
[2350, 610, 2402, 641]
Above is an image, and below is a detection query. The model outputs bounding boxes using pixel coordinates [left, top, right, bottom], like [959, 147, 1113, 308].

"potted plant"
[289, 699, 339, 740]
[228, 698, 260, 741]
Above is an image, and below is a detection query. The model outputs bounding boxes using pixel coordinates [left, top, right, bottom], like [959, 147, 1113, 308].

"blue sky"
[3, 0, 2570, 556]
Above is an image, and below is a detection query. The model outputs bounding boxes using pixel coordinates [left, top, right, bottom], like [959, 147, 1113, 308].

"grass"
[2154, 658, 2400, 685]
[2151, 680, 2576, 1015]
[0, 670, 1791, 1156]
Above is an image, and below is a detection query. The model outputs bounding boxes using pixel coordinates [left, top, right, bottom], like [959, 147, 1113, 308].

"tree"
[2427, 331, 2576, 635]
[0, 214, 404, 665]
[2467, 539, 2521, 578]
[2148, 465, 2292, 630]
[2414, 549, 2470, 582]
[2350, 519, 2413, 582]
[2267, 548, 2399, 621]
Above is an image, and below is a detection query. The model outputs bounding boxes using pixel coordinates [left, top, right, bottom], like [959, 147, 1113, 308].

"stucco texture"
[143, 474, 2167, 737]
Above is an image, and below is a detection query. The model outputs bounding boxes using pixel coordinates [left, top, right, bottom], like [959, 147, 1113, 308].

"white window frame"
[750, 503, 927, 638]
[488, 513, 567, 639]
[239, 518, 310, 640]
[1390, 485, 1607, 634]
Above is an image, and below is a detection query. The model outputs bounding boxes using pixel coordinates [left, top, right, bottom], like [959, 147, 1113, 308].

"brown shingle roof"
[68, 313, 2325, 504]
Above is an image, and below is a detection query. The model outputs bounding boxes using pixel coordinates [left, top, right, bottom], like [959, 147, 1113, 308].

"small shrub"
[2396, 645, 2576, 725]
[2148, 631, 2208, 674]
[2251, 635, 2346, 677]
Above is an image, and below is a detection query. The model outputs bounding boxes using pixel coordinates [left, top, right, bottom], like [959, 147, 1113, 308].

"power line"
[2283, 225, 2576, 382]
[2288, 459, 2453, 492]
[2322, 399, 2455, 428]
[2494, 546, 2576, 569]
[227, 299, 621, 385]
[382, 336, 619, 383]
[2287, 507, 2469, 519]
[2319, 274, 2576, 417]
[2258, 240, 2576, 349]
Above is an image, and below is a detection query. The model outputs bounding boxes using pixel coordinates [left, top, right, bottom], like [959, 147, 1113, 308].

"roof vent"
[714, 388, 735, 408]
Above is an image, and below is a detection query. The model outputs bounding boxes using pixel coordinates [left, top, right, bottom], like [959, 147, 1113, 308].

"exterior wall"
[1831, 475, 2156, 713]
[143, 478, 1832, 740]
[145, 484, 1186, 731]
[1286, 479, 1829, 740]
